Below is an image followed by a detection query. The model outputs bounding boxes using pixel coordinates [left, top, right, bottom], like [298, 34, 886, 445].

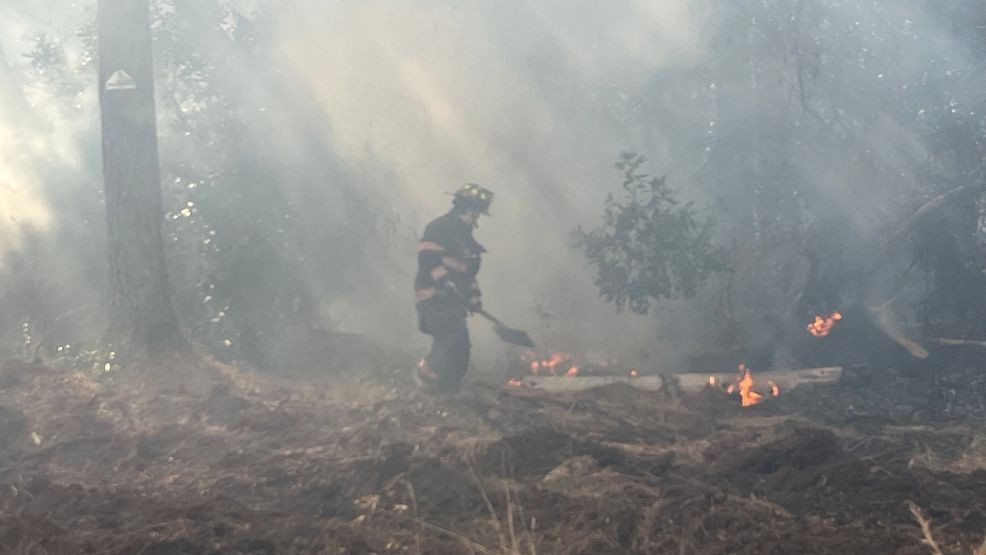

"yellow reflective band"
[416, 288, 437, 301]
[431, 266, 449, 280]
[419, 241, 445, 253]
[442, 257, 468, 273]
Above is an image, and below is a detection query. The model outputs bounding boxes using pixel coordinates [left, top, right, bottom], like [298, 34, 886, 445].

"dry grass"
[949, 436, 986, 473]
[461, 452, 539, 555]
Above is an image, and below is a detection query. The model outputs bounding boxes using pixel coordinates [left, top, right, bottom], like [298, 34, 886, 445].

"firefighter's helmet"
[451, 183, 494, 214]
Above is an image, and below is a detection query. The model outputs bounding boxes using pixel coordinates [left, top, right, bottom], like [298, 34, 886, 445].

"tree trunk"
[98, 0, 184, 355]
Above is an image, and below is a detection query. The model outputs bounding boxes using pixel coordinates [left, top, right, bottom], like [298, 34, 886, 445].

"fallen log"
[931, 338, 986, 349]
[518, 375, 664, 393]
[518, 367, 843, 394]
[867, 303, 930, 359]
[676, 366, 843, 393]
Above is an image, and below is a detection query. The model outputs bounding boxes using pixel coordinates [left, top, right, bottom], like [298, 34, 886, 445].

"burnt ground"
[0, 352, 984, 554]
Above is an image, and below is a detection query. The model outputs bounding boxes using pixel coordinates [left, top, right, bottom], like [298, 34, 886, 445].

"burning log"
[687, 366, 841, 395]
[724, 364, 779, 407]
[516, 366, 842, 394]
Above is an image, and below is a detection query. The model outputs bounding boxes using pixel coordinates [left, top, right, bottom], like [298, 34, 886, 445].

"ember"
[565, 366, 579, 377]
[507, 378, 523, 387]
[530, 353, 569, 375]
[807, 311, 843, 337]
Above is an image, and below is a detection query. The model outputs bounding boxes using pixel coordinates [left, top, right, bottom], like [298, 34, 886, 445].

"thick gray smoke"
[0, 0, 980, 370]
[273, 0, 707, 365]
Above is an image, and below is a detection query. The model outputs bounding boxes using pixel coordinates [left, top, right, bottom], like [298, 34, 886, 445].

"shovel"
[475, 309, 536, 348]
[444, 282, 536, 347]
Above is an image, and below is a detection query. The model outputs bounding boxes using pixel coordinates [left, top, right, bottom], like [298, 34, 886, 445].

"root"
[400, 480, 423, 555]
[905, 500, 943, 555]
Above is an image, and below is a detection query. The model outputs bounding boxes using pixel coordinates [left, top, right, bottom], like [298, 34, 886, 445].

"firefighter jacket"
[415, 211, 484, 304]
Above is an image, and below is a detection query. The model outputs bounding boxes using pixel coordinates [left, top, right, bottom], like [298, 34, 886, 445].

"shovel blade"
[494, 324, 536, 348]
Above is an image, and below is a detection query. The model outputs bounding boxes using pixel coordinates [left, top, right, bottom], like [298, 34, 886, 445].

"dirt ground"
[0, 351, 983, 554]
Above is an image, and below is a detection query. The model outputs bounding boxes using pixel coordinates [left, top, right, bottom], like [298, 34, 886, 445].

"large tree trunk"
[98, 0, 184, 355]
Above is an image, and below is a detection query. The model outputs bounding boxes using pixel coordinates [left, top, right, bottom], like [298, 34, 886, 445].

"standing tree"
[98, 0, 184, 355]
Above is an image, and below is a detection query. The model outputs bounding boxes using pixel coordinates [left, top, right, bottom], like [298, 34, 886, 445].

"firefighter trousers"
[416, 297, 471, 393]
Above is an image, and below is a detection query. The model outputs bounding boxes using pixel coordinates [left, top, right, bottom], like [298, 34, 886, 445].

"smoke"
[0, 32, 53, 262]
[0, 0, 980, 369]
[0, 76, 54, 256]
[274, 0, 707, 364]
[268, 0, 981, 368]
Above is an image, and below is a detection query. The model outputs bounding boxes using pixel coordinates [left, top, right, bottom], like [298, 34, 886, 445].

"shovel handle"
[475, 309, 503, 327]
[442, 283, 509, 328]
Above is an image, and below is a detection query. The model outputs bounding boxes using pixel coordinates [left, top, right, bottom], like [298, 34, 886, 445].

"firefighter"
[414, 183, 493, 393]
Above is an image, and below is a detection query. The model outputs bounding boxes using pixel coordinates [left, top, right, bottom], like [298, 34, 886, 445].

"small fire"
[708, 375, 717, 386]
[727, 363, 779, 407]
[519, 351, 637, 379]
[769, 380, 780, 397]
[530, 353, 569, 375]
[735, 366, 761, 407]
[507, 378, 523, 387]
[807, 311, 843, 337]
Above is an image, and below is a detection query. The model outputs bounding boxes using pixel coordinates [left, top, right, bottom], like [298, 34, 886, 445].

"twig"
[512, 493, 538, 555]
[416, 520, 493, 554]
[400, 479, 423, 555]
[890, 176, 986, 247]
[466, 456, 509, 552]
[500, 450, 521, 555]
[905, 500, 944, 555]
[378, 507, 493, 554]
[324, 455, 377, 465]
[504, 485, 519, 555]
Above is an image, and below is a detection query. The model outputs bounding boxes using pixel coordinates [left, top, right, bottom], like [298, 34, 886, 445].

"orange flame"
[565, 366, 579, 377]
[735, 365, 762, 407]
[807, 311, 843, 337]
[727, 363, 779, 407]
[630, 369, 639, 377]
[507, 378, 523, 387]
[708, 375, 717, 386]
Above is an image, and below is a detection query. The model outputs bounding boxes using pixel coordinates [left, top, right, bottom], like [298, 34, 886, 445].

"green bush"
[573, 152, 726, 314]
